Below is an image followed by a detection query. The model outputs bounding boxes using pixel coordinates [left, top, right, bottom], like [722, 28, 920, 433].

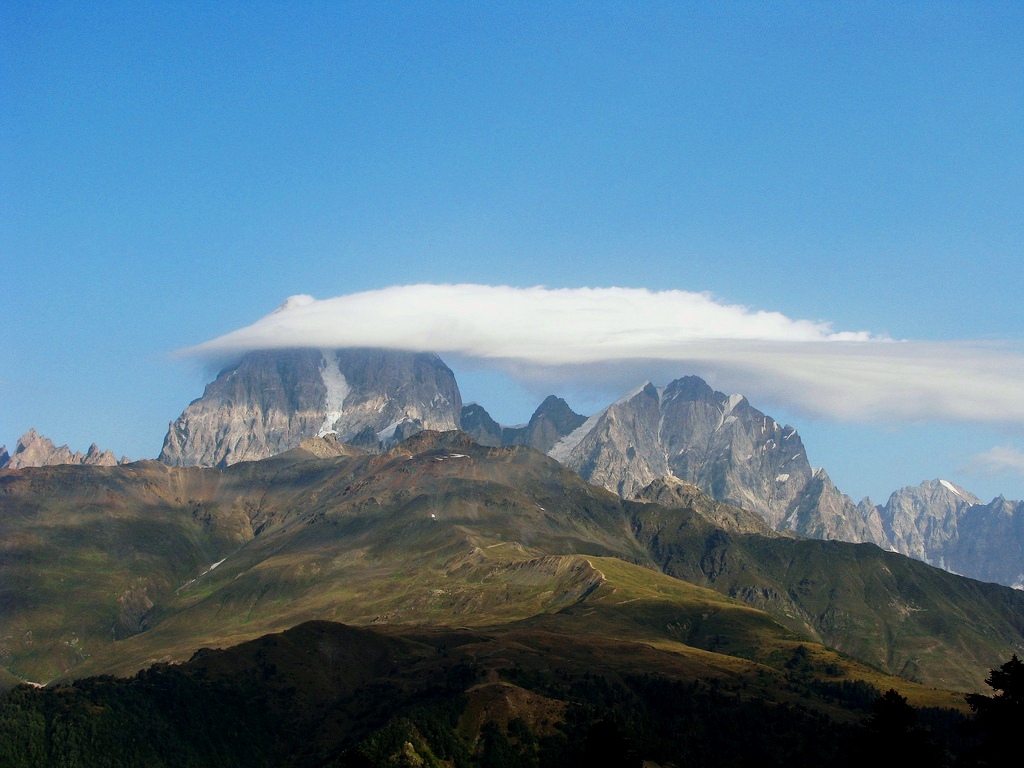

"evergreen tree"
[965, 654, 1024, 764]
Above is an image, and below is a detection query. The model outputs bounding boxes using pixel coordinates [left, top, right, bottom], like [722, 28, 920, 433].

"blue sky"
[2, 1, 1023, 504]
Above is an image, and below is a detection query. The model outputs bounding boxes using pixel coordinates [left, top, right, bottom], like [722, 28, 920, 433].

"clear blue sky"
[2, 1, 1023, 504]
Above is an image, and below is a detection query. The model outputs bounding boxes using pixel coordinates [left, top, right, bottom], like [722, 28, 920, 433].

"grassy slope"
[2, 432, 1022, 695]
[631, 500, 1024, 690]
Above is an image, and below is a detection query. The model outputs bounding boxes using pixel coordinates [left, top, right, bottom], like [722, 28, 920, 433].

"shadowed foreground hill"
[2, 431, 1023, 691]
[0, 620, 982, 768]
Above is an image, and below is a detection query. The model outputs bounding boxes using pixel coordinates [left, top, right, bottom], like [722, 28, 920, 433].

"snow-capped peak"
[273, 294, 316, 314]
[939, 479, 963, 498]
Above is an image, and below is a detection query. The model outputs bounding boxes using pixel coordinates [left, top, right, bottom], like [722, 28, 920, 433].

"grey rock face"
[502, 396, 587, 453]
[0, 429, 127, 470]
[460, 404, 504, 447]
[634, 476, 778, 537]
[548, 376, 881, 544]
[783, 469, 887, 544]
[549, 382, 665, 498]
[856, 497, 889, 548]
[949, 496, 1024, 586]
[878, 479, 980, 565]
[866, 480, 1024, 587]
[461, 396, 587, 453]
[159, 348, 462, 467]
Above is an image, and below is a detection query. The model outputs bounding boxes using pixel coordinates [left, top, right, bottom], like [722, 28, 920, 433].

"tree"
[965, 653, 1024, 720]
[965, 654, 1024, 764]
[866, 688, 916, 734]
[861, 689, 941, 767]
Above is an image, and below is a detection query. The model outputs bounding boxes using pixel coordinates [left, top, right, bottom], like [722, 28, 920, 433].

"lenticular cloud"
[186, 284, 876, 362]
[183, 284, 1024, 425]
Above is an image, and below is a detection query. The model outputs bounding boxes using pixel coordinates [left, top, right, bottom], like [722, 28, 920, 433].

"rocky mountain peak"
[544, 374, 893, 549]
[550, 375, 812, 520]
[879, 479, 982, 563]
[512, 395, 587, 453]
[1, 430, 126, 470]
[460, 403, 503, 446]
[461, 396, 587, 454]
[662, 375, 716, 403]
[159, 347, 462, 467]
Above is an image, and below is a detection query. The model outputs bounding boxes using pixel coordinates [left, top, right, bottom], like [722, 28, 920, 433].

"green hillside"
[3, 430, 1023, 694]
[631, 499, 1024, 690]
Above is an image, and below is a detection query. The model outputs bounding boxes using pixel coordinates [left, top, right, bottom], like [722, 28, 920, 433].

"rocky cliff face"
[633, 475, 778, 537]
[949, 496, 1024, 587]
[861, 480, 1024, 586]
[0, 429, 128, 470]
[461, 396, 586, 453]
[159, 348, 462, 467]
[460, 404, 504, 447]
[782, 468, 888, 544]
[546, 377, 883, 545]
[873, 479, 981, 564]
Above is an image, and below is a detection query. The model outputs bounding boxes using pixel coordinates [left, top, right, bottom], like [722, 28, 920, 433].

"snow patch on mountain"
[939, 479, 963, 498]
[548, 408, 607, 463]
[317, 351, 351, 437]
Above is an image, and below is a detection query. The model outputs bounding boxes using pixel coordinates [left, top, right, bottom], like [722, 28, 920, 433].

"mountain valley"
[5, 346, 1024, 765]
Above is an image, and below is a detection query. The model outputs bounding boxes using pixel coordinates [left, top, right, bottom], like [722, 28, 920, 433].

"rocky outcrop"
[159, 348, 462, 467]
[634, 476, 778, 537]
[503, 396, 588, 453]
[546, 377, 884, 545]
[0, 429, 128, 470]
[460, 404, 504, 447]
[461, 396, 586, 453]
[949, 496, 1024, 587]
[860, 480, 1024, 586]
[783, 468, 889, 545]
[873, 479, 980, 565]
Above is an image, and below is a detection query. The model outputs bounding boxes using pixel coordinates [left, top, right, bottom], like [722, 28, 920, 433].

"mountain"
[950, 495, 1024, 587]
[159, 348, 462, 466]
[0, 429, 128, 470]
[862, 480, 1024, 587]
[459, 402, 504, 445]
[4, 430, 1024, 691]
[630, 492, 1024, 689]
[546, 377, 883, 546]
[158, 351, 1024, 587]
[875, 479, 981, 564]
[527, 377, 1024, 588]
[462, 395, 586, 453]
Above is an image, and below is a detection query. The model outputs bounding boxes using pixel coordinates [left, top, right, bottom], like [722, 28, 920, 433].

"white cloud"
[968, 447, 1024, 477]
[182, 284, 1024, 425]
[186, 284, 877, 358]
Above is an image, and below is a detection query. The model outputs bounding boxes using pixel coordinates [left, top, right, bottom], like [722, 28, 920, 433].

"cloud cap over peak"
[182, 284, 1024, 425]
[187, 284, 876, 360]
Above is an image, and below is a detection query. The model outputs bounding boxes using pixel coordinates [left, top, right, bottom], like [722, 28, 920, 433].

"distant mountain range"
[0, 428, 128, 470]
[6, 346, 1023, 588]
